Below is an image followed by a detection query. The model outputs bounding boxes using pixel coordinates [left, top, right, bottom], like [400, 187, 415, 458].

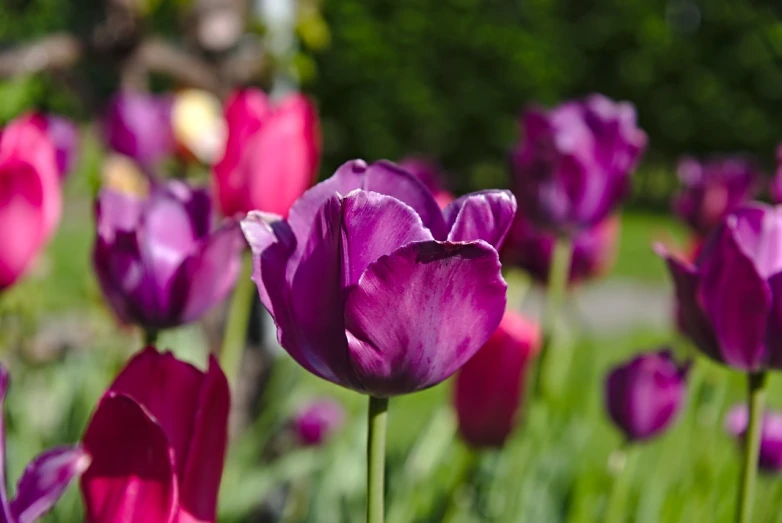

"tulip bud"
[93, 180, 243, 330]
[0, 114, 62, 291]
[510, 94, 646, 236]
[660, 204, 782, 372]
[604, 349, 689, 442]
[293, 399, 346, 446]
[453, 310, 541, 448]
[213, 88, 320, 217]
[103, 91, 174, 167]
[725, 404, 782, 472]
[673, 155, 760, 237]
[81, 347, 230, 523]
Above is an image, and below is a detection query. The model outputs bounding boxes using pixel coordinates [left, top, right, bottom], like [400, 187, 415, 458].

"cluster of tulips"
[2, 86, 782, 523]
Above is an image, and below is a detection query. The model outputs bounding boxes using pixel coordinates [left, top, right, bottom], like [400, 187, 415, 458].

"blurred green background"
[2, 0, 782, 521]
[4, 0, 782, 204]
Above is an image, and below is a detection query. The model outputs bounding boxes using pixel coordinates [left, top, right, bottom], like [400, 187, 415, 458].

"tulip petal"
[174, 221, 243, 324]
[243, 95, 320, 217]
[244, 199, 352, 385]
[723, 204, 782, 278]
[241, 211, 296, 315]
[764, 272, 782, 369]
[95, 189, 143, 242]
[444, 190, 517, 249]
[11, 446, 90, 523]
[697, 229, 771, 371]
[177, 356, 230, 523]
[660, 250, 721, 363]
[139, 188, 200, 300]
[81, 394, 178, 523]
[165, 181, 212, 240]
[288, 159, 448, 245]
[288, 196, 354, 385]
[341, 191, 433, 286]
[107, 348, 204, 479]
[344, 241, 506, 396]
[0, 162, 47, 290]
[0, 115, 61, 241]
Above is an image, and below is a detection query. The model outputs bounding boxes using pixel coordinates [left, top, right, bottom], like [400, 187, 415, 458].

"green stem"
[736, 372, 767, 523]
[532, 236, 574, 398]
[605, 445, 636, 523]
[220, 252, 255, 387]
[367, 396, 389, 523]
[144, 329, 158, 346]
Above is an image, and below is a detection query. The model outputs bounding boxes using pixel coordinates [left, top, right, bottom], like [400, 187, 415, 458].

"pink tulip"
[0, 114, 62, 291]
[213, 88, 320, 217]
[80, 347, 230, 523]
[453, 309, 541, 448]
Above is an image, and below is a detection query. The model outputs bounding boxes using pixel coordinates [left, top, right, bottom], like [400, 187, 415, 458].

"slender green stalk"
[605, 445, 636, 523]
[220, 252, 255, 387]
[144, 329, 158, 346]
[367, 396, 389, 523]
[532, 236, 574, 397]
[736, 372, 767, 523]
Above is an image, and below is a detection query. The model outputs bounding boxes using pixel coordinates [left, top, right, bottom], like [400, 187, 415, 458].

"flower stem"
[220, 252, 255, 387]
[367, 396, 389, 523]
[533, 236, 574, 398]
[736, 371, 767, 523]
[605, 444, 636, 523]
[144, 329, 158, 346]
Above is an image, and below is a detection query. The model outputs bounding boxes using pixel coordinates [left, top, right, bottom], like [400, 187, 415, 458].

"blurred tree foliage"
[3, 0, 782, 205]
[309, 0, 782, 205]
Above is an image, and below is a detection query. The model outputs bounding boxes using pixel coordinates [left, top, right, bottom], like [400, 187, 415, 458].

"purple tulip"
[241, 159, 515, 397]
[293, 399, 345, 446]
[0, 366, 90, 522]
[510, 94, 647, 235]
[659, 203, 782, 371]
[726, 404, 782, 472]
[93, 180, 244, 331]
[501, 213, 619, 285]
[103, 91, 174, 167]
[673, 155, 761, 237]
[605, 349, 689, 442]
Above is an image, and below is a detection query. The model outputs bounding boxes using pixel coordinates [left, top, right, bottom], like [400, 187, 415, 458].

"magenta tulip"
[93, 180, 243, 331]
[510, 94, 647, 236]
[0, 366, 89, 522]
[660, 203, 782, 371]
[605, 350, 689, 442]
[213, 88, 320, 217]
[502, 213, 619, 285]
[0, 114, 62, 291]
[293, 399, 346, 446]
[80, 347, 230, 523]
[453, 309, 541, 448]
[241, 159, 515, 397]
[398, 156, 455, 209]
[103, 91, 174, 167]
[673, 155, 760, 237]
[726, 404, 782, 472]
